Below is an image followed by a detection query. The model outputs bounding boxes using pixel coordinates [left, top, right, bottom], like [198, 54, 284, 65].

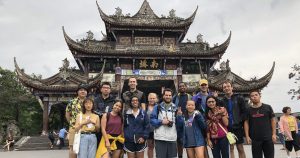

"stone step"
[15, 147, 68, 151]
[15, 136, 69, 151]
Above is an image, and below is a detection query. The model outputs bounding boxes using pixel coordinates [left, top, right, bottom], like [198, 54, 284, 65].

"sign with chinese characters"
[122, 69, 177, 76]
[135, 59, 162, 69]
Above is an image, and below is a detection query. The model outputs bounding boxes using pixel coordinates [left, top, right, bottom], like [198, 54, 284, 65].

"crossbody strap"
[217, 123, 228, 134]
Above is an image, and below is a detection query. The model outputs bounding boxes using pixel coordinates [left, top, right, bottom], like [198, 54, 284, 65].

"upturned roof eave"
[209, 61, 275, 92]
[14, 57, 105, 93]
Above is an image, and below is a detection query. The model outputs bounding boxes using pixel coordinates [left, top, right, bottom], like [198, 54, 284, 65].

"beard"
[164, 99, 171, 104]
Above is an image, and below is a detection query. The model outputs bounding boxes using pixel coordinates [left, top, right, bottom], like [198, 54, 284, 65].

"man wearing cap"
[221, 80, 247, 158]
[122, 77, 146, 111]
[192, 79, 215, 115]
[192, 79, 215, 158]
[93, 82, 115, 146]
[65, 84, 88, 158]
[172, 82, 192, 158]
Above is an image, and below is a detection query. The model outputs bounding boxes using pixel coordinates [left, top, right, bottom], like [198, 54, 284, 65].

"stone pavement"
[0, 144, 296, 158]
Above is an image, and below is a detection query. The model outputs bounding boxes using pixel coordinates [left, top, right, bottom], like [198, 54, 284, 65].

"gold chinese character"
[150, 59, 158, 68]
[168, 43, 176, 52]
[139, 59, 148, 68]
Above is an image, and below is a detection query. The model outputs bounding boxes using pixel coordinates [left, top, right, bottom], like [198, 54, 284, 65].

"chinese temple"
[14, 0, 275, 133]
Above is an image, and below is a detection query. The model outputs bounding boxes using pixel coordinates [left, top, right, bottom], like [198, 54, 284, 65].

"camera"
[167, 120, 174, 127]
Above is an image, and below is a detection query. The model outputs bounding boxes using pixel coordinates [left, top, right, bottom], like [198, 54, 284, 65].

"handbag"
[56, 139, 60, 146]
[218, 123, 238, 145]
[73, 113, 82, 154]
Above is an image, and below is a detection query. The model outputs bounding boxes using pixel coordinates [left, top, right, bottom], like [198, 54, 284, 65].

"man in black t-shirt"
[244, 90, 276, 158]
[94, 82, 115, 147]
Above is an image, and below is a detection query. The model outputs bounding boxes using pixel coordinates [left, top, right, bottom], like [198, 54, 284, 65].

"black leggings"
[251, 139, 274, 158]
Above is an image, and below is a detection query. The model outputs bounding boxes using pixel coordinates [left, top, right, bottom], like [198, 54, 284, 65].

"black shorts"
[285, 131, 300, 152]
[228, 127, 244, 144]
[109, 138, 123, 150]
[123, 141, 147, 153]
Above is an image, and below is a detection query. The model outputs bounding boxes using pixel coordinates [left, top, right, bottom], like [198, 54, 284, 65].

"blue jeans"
[278, 133, 285, 145]
[78, 134, 97, 158]
[211, 137, 229, 158]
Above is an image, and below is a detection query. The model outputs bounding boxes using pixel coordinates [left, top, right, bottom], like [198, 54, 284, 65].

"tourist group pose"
[64, 77, 296, 158]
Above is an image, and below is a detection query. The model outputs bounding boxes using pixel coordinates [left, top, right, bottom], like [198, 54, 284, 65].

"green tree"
[288, 64, 300, 100]
[0, 67, 42, 136]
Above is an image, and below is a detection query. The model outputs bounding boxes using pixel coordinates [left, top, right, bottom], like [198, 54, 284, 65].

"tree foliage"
[288, 64, 300, 100]
[0, 67, 42, 136]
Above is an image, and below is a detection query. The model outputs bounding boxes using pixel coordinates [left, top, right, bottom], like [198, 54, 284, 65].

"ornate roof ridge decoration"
[185, 61, 275, 93]
[14, 57, 105, 93]
[63, 27, 231, 58]
[96, 0, 198, 29]
[132, 0, 159, 19]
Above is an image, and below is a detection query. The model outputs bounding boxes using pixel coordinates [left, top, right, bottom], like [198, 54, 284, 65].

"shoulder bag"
[73, 113, 82, 154]
[218, 123, 238, 145]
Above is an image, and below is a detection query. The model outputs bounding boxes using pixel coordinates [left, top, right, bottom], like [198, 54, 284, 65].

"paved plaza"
[0, 144, 297, 158]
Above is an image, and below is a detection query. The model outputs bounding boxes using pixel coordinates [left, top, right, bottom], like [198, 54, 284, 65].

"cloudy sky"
[0, 0, 299, 112]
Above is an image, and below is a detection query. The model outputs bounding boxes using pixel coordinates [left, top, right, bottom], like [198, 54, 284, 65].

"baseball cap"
[199, 79, 208, 86]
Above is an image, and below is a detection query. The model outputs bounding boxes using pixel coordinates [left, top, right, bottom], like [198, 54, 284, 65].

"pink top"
[279, 115, 298, 140]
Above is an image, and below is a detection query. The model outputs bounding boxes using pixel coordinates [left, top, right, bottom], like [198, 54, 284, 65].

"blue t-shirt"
[59, 128, 67, 138]
[185, 116, 196, 147]
[200, 95, 208, 112]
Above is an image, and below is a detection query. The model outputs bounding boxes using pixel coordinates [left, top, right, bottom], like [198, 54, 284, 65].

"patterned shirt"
[66, 97, 83, 128]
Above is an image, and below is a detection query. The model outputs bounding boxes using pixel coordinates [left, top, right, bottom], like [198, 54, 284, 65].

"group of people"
[48, 127, 69, 149]
[62, 77, 294, 158]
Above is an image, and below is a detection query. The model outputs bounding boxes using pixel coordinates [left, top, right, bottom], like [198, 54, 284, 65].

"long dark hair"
[204, 96, 219, 117]
[112, 99, 124, 122]
[82, 98, 95, 114]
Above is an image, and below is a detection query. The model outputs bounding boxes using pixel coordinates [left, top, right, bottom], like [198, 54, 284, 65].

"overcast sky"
[0, 0, 299, 112]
